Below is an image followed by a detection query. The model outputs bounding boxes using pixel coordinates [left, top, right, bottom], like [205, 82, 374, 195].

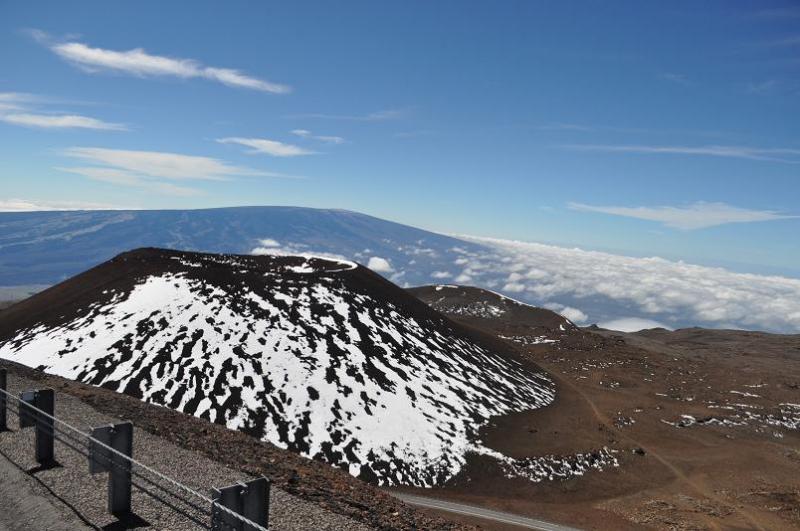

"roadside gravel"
[0, 371, 372, 530]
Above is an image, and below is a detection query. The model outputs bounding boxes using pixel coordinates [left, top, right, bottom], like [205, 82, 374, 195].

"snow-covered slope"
[0, 249, 553, 486]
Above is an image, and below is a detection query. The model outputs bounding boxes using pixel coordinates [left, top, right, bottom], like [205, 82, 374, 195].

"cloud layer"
[239, 229, 800, 333]
[569, 201, 797, 230]
[451, 236, 800, 333]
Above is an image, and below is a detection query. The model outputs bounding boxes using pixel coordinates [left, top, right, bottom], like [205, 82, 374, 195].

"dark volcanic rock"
[408, 285, 575, 331]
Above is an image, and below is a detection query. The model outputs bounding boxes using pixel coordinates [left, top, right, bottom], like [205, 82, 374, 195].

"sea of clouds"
[253, 235, 800, 333]
[453, 236, 800, 333]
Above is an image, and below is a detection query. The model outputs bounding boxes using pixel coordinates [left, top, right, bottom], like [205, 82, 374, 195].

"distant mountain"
[408, 284, 604, 350]
[409, 285, 575, 331]
[3, 206, 794, 333]
[0, 206, 485, 286]
[0, 248, 553, 486]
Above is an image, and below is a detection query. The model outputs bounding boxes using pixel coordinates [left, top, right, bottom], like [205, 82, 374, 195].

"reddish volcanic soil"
[404, 286, 800, 531]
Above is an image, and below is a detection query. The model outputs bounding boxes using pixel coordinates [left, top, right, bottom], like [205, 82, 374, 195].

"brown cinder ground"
[403, 286, 800, 531]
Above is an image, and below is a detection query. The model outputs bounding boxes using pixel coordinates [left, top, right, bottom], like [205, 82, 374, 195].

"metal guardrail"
[0, 368, 270, 531]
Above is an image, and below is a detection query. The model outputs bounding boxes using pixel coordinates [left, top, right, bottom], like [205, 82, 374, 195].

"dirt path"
[557, 372, 769, 531]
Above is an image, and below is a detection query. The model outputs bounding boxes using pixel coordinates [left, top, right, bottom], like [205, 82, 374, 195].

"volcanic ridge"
[409, 284, 579, 343]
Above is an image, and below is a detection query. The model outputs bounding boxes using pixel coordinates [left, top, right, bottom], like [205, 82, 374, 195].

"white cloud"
[537, 123, 595, 132]
[431, 271, 452, 279]
[62, 147, 263, 180]
[217, 137, 315, 157]
[0, 92, 126, 131]
[0, 92, 40, 104]
[562, 144, 800, 164]
[57, 147, 282, 196]
[44, 38, 289, 94]
[598, 317, 671, 332]
[0, 112, 126, 130]
[0, 198, 126, 211]
[257, 238, 280, 247]
[559, 306, 588, 324]
[290, 129, 345, 144]
[658, 72, 690, 85]
[569, 201, 798, 230]
[394, 130, 436, 139]
[367, 256, 394, 273]
[292, 109, 405, 121]
[453, 235, 800, 333]
[56, 166, 200, 197]
[250, 241, 349, 262]
[502, 282, 526, 292]
[544, 303, 588, 323]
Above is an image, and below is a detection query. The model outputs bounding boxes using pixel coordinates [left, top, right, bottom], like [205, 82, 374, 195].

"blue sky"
[1, 1, 798, 276]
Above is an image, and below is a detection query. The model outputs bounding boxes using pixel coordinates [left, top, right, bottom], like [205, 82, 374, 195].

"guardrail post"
[89, 422, 133, 515]
[0, 368, 6, 431]
[242, 477, 270, 531]
[211, 477, 270, 531]
[19, 388, 55, 465]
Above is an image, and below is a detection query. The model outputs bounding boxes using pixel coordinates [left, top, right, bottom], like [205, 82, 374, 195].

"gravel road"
[392, 493, 581, 531]
[0, 450, 88, 531]
[0, 371, 372, 530]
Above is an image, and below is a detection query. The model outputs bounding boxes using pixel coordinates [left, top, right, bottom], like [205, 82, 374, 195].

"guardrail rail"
[0, 367, 270, 531]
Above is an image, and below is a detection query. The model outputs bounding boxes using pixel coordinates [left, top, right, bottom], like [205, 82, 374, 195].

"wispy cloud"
[0, 92, 41, 107]
[0, 198, 128, 212]
[536, 123, 595, 132]
[56, 166, 201, 196]
[57, 147, 283, 196]
[394, 130, 437, 139]
[34, 31, 289, 94]
[0, 92, 126, 131]
[561, 143, 800, 163]
[62, 147, 264, 180]
[755, 7, 800, 19]
[217, 137, 316, 157]
[746, 80, 778, 94]
[763, 35, 800, 47]
[290, 129, 345, 144]
[658, 72, 690, 86]
[1, 113, 126, 130]
[569, 201, 798, 230]
[292, 109, 405, 121]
